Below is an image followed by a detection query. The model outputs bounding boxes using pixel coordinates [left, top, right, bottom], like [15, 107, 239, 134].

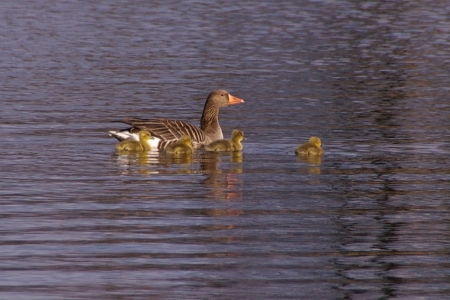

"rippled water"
[1, 0, 450, 299]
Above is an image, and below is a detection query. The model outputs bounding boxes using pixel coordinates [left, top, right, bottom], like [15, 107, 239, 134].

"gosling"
[115, 130, 151, 152]
[295, 136, 324, 156]
[163, 136, 194, 155]
[204, 129, 245, 152]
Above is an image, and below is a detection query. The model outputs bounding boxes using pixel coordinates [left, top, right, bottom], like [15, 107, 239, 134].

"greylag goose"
[115, 130, 151, 152]
[295, 136, 324, 156]
[163, 135, 194, 155]
[204, 129, 245, 152]
[109, 90, 244, 150]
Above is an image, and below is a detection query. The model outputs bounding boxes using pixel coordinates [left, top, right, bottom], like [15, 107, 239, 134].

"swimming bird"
[115, 130, 151, 152]
[295, 136, 324, 156]
[204, 129, 245, 152]
[163, 135, 194, 155]
[109, 90, 244, 150]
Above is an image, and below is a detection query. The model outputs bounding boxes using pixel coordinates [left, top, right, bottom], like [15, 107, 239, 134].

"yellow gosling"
[163, 136, 194, 155]
[295, 136, 324, 156]
[115, 130, 151, 152]
[204, 129, 245, 152]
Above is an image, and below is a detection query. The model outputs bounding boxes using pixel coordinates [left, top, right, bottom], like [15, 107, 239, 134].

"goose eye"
[221, 93, 225, 97]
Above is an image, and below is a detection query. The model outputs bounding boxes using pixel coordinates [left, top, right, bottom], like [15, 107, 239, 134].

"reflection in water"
[159, 152, 193, 166]
[112, 151, 161, 175]
[320, 3, 441, 296]
[112, 150, 244, 201]
[201, 152, 244, 201]
[296, 154, 322, 174]
[333, 159, 407, 299]
[231, 151, 244, 165]
[296, 153, 323, 165]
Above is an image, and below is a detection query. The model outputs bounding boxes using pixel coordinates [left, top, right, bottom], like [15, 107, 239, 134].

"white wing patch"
[108, 130, 139, 141]
[147, 136, 162, 150]
[109, 130, 161, 150]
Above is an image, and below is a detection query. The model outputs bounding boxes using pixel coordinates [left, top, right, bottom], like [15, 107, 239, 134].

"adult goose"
[109, 90, 244, 150]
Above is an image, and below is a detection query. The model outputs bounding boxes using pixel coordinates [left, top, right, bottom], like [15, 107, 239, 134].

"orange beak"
[228, 94, 244, 105]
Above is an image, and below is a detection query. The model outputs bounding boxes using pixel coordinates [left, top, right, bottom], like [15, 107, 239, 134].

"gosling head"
[309, 136, 322, 147]
[231, 129, 245, 142]
[139, 130, 152, 142]
[179, 135, 192, 146]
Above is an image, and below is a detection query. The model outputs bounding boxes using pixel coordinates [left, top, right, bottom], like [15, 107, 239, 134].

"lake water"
[1, 1, 450, 299]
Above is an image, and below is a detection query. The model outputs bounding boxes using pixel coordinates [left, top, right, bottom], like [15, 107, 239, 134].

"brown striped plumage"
[122, 118, 207, 149]
[109, 90, 244, 150]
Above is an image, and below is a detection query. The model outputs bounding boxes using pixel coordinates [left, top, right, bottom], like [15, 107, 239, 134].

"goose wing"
[122, 118, 207, 149]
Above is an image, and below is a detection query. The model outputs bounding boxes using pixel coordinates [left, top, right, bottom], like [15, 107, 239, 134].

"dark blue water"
[1, 1, 449, 299]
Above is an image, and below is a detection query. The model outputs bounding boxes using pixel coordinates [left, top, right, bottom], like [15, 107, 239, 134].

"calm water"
[1, 0, 450, 299]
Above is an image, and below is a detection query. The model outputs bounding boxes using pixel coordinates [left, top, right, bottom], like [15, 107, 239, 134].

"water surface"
[1, 0, 449, 299]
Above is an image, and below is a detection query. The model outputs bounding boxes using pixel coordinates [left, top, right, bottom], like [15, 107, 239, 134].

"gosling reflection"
[202, 151, 244, 201]
[159, 153, 193, 165]
[201, 130, 244, 200]
[296, 154, 323, 165]
[296, 154, 323, 175]
[112, 137, 244, 200]
[231, 151, 243, 164]
[113, 151, 160, 175]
